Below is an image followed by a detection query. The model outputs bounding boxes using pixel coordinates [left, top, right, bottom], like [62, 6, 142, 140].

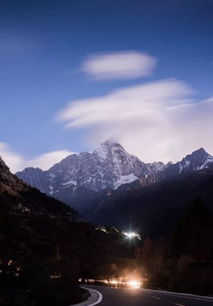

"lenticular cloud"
[81, 51, 156, 80]
[58, 79, 213, 163]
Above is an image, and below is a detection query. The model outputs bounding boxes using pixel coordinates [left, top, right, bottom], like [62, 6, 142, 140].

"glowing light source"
[110, 279, 118, 285]
[50, 273, 62, 279]
[127, 280, 141, 289]
[123, 232, 141, 240]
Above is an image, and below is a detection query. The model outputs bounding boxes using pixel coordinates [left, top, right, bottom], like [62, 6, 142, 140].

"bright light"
[127, 280, 141, 289]
[123, 232, 136, 238]
[123, 231, 141, 240]
[110, 280, 118, 285]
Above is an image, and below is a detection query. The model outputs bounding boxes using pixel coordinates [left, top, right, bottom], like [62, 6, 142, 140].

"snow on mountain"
[46, 140, 161, 192]
[164, 148, 213, 177]
[16, 143, 213, 211]
[113, 173, 139, 189]
[16, 140, 164, 197]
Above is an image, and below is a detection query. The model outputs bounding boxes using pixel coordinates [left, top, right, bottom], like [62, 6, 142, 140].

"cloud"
[0, 143, 73, 173]
[81, 51, 156, 80]
[0, 142, 25, 173]
[58, 79, 213, 163]
[25, 150, 74, 171]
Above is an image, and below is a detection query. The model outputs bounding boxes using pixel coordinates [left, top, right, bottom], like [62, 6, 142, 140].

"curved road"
[85, 285, 213, 306]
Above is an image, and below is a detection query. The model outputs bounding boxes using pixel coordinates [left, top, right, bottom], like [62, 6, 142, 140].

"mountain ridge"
[16, 142, 213, 211]
[0, 156, 79, 218]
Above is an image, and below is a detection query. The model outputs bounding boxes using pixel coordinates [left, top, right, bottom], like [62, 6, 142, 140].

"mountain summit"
[164, 148, 213, 177]
[184, 148, 213, 170]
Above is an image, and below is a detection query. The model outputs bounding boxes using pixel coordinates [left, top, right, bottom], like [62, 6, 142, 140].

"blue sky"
[1, 0, 213, 172]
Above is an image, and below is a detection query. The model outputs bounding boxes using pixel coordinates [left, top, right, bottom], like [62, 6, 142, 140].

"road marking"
[143, 289, 213, 302]
[88, 288, 103, 306]
[80, 287, 103, 306]
[174, 303, 184, 306]
[152, 296, 161, 300]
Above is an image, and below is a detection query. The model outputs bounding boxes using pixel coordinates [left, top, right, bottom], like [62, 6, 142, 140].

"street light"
[123, 231, 141, 240]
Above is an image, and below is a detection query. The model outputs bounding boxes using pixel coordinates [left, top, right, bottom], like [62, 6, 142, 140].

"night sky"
[1, 0, 213, 172]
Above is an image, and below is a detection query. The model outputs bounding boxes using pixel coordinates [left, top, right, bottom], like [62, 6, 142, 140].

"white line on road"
[152, 296, 161, 300]
[143, 289, 213, 302]
[81, 287, 103, 306]
[88, 289, 103, 306]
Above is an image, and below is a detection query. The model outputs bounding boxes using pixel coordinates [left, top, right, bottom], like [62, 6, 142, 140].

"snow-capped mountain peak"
[178, 148, 212, 172]
[94, 140, 126, 161]
[164, 148, 213, 177]
[17, 140, 164, 196]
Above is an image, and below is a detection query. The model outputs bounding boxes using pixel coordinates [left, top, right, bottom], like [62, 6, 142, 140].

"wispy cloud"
[57, 79, 213, 162]
[81, 51, 156, 80]
[0, 142, 73, 173]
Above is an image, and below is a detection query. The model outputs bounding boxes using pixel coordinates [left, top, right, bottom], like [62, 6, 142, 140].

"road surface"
[85, 285, 213, 306]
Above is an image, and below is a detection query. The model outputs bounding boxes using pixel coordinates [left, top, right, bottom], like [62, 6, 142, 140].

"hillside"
[88, 167, 213, 237]
[0, 158, 139, 305]
[0, 157, 78, 217]
[85, 168, 213, 295]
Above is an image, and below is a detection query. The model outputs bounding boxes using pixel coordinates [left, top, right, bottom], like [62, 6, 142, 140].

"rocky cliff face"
[17, 140, 165, 195]
[163, 148, 213, 177]
[16, 142, 213, 211]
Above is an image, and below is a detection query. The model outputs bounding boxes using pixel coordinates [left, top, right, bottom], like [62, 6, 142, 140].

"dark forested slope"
[0, 158, 137, 305]
[89, 168, 213, 237]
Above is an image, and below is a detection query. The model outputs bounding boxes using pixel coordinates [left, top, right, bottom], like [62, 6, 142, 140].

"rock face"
[17, 141, 165, 193]
[16, 142, 213, 211]
[17, 167, 48, 193]
[16, 141, 165, 209]
[163, 148, 213, 177]
[0, 156, 26, 195]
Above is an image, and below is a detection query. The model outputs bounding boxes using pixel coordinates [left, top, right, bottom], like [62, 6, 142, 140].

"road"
[85, 285, 213, 306]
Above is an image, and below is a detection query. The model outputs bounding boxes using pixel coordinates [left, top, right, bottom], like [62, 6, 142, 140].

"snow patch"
[179, 159, 191, 174]
[49, 185, 54, 195]
[94, 145, 108, 160]
[149, 162, 165, 172]
[61, 180, 77, 187]
[113, 173, 138, 189]
[198, 154, 213, 170]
